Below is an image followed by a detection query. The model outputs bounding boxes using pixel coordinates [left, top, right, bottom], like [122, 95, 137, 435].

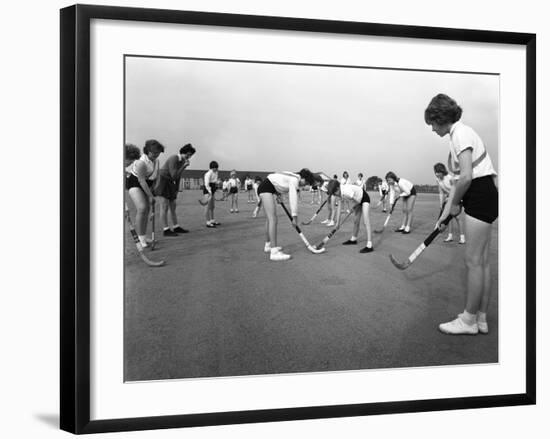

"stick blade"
[140, 254, 166, 267]
[389, 254, 410, 270]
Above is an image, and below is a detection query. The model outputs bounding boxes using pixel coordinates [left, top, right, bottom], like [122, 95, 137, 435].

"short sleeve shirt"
[449, 121, 496, 179]
[340, 184, 364, 204]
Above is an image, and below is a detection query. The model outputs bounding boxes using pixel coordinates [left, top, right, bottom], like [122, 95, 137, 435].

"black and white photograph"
[124, 55, 500, 382]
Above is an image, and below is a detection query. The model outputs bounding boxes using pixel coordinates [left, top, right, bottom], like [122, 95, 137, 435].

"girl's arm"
[176, 158, 190, 180]
[398, 180, 412, 197]
[334, 196, 343, 227]
[203, 171, 212, 194]
[451, 149, 473, 211]
[438, 186, 445, 207]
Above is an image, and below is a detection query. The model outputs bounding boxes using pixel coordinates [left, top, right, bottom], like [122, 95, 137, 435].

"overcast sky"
[125, 56, 499, 184]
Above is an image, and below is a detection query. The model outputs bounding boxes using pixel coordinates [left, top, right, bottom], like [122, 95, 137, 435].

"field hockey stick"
[198, 193, 211, 206]
[277, 200, 326, 254]
[301, 198, 328, 225]
[389, 214, 454, 270]
[149, 198, 158, 250]
[314, 207, 356, 249]
[125, 204, 165, 267]
[374, 197, 400, 233]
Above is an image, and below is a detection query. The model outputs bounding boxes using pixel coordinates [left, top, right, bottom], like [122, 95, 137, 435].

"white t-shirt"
[127, 154, 159, 180]
[449, 121, 497, 179]
[228, 177, 240, 188]
[436, 174, 455, 196]
[340, 177, 350, 186]
[340, 183, 365, 204]
[267, 172, 301, 216]
[396, 178, 414, 196]
[203, 169, 218, 193]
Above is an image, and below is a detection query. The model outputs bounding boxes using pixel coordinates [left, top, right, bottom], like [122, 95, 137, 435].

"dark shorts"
[125, 174, 154, 191]
[257, 178, 278, 195]
[381, 189, 388, 196]
[360, 190, 370, 204]
[462, 175, 498, 224]
[230, 186, 238, 194]
[203, 183, 217, 195]
[402, 186, 417, 199]
[246, 184, 253, 191]
[155, 175, 179, 201]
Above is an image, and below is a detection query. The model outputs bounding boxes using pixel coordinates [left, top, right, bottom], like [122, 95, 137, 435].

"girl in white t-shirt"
[327, 180, 374, 253]
[425, 93, 498, 335]
[340, 171, 351, 214]
[228, 170, 240, 213]
[245, 175, 255, 203]
[377, 179, 397, 213]
[434, 162, 465, 244]
[203, 161, 220, 228]
[125, 140, 164, 247]
[252, 176, 263, 218]
[256, 169, 322, 261]
[385, 171, 417, 234]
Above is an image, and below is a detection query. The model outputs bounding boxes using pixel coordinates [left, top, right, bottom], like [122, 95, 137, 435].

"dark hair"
[209, 161, 219, 169]
[358, 173, 363, 178]
[333, 174, 338, 179]
[125, 143, 141, 161]
[326, 180, 340, 196]
[385, 171, 398, 182]
[180, 143, 196, 155]
[424, 93, 463, 125]
[343, 171, 349, 178]
[143, 139, 165, 155]
[297, 168, 323, 186]
[433, 162, 448, 175]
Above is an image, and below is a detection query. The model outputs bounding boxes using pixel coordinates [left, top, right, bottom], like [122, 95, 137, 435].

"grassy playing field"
[124, 189, 498, 382]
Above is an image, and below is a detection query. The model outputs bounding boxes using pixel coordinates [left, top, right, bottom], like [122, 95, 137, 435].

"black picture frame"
[60, 4, 536, 434]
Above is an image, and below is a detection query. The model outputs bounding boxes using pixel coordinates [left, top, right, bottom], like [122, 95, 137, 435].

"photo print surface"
[124, 55, 499, 382]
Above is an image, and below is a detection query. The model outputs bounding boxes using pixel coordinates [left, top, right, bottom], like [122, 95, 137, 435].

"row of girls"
[261, 93, 498, 338]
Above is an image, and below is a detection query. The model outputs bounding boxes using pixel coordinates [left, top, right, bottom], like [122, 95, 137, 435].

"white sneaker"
[320, 219, 329, 224]
[264, 243, 282, 253]
[459, 235, 466, 244]
[270, 249, 291, 261]
[477, 320, 489, 334]
[444, 235, 453, 242]
[326, 220, 335, 227]
[439, 316, 478, 335]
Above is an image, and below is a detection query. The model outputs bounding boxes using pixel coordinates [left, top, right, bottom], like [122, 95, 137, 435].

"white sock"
[270, 247, 280, 254]
[350, 236, 357, 242]
[404, 226, 410, 232]
[477, 311, 487, 323]
[366, 241, 372, 248]
[461, 311, 477, 325]
[163, 227, 170, 231]
[174, 224, 180, 228]
[138, 235, 147, 244]
[447, 233, 453, 239]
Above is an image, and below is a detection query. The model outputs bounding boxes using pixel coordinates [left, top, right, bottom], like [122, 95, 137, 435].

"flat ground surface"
[124, 190, 498, 382]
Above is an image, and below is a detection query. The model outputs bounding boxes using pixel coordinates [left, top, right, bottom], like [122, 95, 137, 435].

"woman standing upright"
[426, 93, 498, 335]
